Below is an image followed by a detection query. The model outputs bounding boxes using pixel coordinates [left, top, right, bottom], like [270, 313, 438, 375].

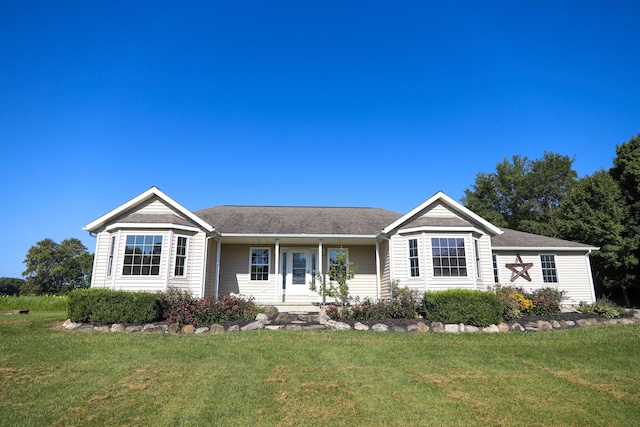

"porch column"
[214, 238, 221, 299]
[375, 240, 381, 300]
[318, 240, 323, 275]
[274, 239, 280, 301]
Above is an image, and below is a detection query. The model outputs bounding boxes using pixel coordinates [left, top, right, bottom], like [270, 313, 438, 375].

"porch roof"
[194, 205, 403, 236]
[492, 228, 598, 251]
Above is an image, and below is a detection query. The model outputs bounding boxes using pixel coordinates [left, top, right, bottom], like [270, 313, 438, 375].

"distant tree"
[0, 277, 25, 296]
[462, 152, 577, 237]
[557, 170, 635, 305]
[22, 238, 93, 295]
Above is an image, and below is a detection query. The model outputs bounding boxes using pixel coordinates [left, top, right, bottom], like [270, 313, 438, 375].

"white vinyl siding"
[492, 250, 595, 304]
[218, 244, 278, 303]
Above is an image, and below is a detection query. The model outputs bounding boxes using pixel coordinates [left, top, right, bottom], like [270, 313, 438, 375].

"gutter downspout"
[586, 250, 597, 304]
[375, 240, 381, 300]
[377, 234, 390, 299]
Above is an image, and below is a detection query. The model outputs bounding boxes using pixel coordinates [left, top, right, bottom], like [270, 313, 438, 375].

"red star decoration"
[506, 254, 533, 282]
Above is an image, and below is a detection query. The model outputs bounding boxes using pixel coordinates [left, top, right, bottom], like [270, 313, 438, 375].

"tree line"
[463, 133, 640, 306]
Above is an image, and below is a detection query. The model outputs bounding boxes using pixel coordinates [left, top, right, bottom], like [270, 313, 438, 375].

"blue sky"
[1, 1, 639, 279]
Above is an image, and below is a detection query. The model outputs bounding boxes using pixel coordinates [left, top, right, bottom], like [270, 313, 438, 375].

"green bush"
[68, 289, 161, 324]
[420, 289, 503, 327]
[528, 287, 565, 316]
[577, 297, 631, 319]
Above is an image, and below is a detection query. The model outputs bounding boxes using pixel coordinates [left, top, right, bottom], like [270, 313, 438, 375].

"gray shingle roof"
[492, 228, 597, 249]
[194, 206, 403, 235]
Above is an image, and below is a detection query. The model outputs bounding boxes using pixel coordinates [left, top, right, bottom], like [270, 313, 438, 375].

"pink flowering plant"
[168, 294, 259, 326]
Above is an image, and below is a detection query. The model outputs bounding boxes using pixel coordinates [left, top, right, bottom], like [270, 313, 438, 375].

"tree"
[0, 277, 25, 296]
[462, 152, 577, 237]
[608, 133, 640, 305]
[22, 238, 93, 295]
[309, 248, 358, 307]
[557, 170, 635, 305]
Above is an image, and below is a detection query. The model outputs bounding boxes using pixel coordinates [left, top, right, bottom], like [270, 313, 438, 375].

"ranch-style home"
[84, 187, 598, 309]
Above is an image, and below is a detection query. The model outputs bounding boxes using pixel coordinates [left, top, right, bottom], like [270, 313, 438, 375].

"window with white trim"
[431, 237, 467, 277]
[174, 236, 188, 277]
[250, 248, 270, 281]
[540, 254, 558, 283]
[408, 239, 420, 277]
[107, 235, 116, 277]
[123, 235, 163, 276]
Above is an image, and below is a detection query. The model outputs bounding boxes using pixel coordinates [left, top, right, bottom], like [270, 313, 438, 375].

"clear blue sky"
[1, 1, 639, 279]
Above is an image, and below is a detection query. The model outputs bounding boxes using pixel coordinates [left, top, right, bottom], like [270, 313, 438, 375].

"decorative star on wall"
[506, 254, 533, 282]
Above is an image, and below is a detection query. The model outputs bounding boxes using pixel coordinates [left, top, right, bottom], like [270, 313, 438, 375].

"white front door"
[282, 249, 317, 296]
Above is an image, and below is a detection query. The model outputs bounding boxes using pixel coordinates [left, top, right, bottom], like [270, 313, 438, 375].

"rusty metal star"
[506, 254, 533, 282]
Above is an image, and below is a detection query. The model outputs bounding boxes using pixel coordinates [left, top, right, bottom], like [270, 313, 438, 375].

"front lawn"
[1, 312, 639, 426]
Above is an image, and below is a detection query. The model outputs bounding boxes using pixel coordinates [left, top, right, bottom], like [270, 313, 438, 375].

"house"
[84, 187, 597, 308]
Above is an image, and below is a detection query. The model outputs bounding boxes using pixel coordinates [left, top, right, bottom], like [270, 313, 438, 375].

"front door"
[282, 249, 317, 296]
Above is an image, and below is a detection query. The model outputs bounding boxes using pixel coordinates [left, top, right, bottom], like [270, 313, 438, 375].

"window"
[431, 237, 467, 277]
[540, 254, 558, 283]
[492, 254, 499, 284]
[328, 248, 350, 278]
[107, 235, 116, 276]
[174, 236, 188, 277]
[408, 239, 420, 277]
[250, 248, 270, 281]
[123, 235, 163, 276]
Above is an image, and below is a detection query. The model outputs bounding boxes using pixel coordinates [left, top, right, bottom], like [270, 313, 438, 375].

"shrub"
[577, 297, 631, 319]
[168, 294, 259, 326]
[420, 289, 503, 327]
[493, 286, 534, 319]
[528, 287, 565, 316]
[68, 289, 161, 324]
[156, 287, 193, 320]
[322, 283, 420, 321]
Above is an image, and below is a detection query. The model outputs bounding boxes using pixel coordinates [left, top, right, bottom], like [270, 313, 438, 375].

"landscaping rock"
[261, 305, 279, 319]
[511, 323, 525, 332]
[482, 325, 500, 333]
[93, 326, 110, 332]
[78, 325, 94, 331]
[328, 320, 352, 330]
[432, 322, 445, 333]
[371, 323, 389, 332]
[444, 324, 460, 333]
[195, 327, 210, 334]
[285, 324, 302, 331]
[181, 324, 196, 335]
[265, 325, 285, 330]
[209, 324, 225, 334]
[168, 323, 181, 334]
[241, 321, 264, 331]
[550, 320, 562, 329]
[536, 320, 552, 332]
[227, 325, 240, 333]
[354, 322, 370, 331]
[497, 322, 510, 332]
[142, 324, 155, 333]
[391, 326, 406, 333]
[153, 325, 168, 334]
[560, 320, 575, 328]
[255, 313, 269, 323]
[463, 325, 480, 333]
[125, 325, 143, 333]
[303, 325, 327, 331]
[5, 309, 29, 315]
[110, 324, 125, 333]
[275, 313, 291, 322]
[63, 319, 82, 330]
[416, 322, 430, 333]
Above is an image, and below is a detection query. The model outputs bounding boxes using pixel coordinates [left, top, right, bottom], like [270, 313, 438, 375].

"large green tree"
[22, 238, 93, 295]
[557, 170, 635, 305]
[608, 133, 640, 304]
[462, 152, 577, 237]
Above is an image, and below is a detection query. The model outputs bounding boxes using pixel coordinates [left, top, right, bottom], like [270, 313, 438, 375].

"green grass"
[1, 312, 640, 426]
[0, 295, 68, 311]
